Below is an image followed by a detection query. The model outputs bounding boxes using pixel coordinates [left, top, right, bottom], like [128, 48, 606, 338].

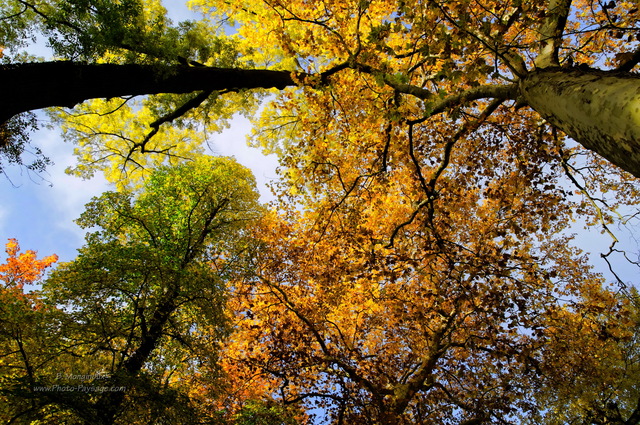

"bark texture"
[520, 67, 640, 177]
[0, 61, 297, 123]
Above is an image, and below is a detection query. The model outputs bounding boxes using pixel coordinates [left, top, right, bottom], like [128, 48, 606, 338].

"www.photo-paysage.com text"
[33, 385, 126, 393]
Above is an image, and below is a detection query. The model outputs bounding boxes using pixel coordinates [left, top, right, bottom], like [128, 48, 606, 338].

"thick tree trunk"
[6, 62, 640, 179]
[520, 67, 640, 178]
[0, 61, 297, 124]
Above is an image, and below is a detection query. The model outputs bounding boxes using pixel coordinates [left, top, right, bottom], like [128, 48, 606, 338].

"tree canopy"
[2, 0, 640, 178]
[2, 0, 640, 424]
[0, 156, 263, 424]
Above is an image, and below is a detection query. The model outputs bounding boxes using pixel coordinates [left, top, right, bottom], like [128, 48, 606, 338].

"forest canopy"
[2, 0, 640, 424]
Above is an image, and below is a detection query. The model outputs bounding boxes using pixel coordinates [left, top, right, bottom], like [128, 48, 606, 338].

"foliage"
[3, 0, 640, 424]
[54, 88, 263, 189]
[0, 112, 51, 178]
[529, 289, 640, 425]
[181, 0, 640, 422]
[0, 239, 59, 424]
[2, 157, 262, 424]
[1, 0, 235, 63]
[0, 238, 58, 287]
[217, 174, 633, 423]
[231, 400, 301, 425]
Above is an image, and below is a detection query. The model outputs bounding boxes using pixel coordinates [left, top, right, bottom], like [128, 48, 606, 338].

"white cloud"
[35, 125, 110, 228]
[0, 121, 110, 262]
[205, 115, 280, 203]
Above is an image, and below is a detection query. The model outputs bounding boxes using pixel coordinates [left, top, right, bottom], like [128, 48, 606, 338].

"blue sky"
[0, 1, 637, 288]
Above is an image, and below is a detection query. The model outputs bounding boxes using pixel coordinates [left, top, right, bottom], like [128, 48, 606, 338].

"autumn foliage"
[0, 238, 57, 311]
[2, 0, 640, 424]
[0, 238, 57, 288]
[0, 239, 58, 422]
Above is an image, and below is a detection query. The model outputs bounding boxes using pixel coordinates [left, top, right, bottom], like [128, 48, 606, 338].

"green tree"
[0, 239, 59, 425]
[3, 156, 262, 424]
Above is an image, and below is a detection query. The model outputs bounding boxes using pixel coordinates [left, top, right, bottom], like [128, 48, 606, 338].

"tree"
[215, 166, 635, 423]
[2, 0, 640, 177]
[529, 288, 640, 425]
[0, 239, 59, 424]
[2, 156, 262, 424]
[3, 1, 640, 424]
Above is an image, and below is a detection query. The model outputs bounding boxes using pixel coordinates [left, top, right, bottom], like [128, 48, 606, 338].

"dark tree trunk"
[94, 288, 179, 425]
[1, 61, 297, 123]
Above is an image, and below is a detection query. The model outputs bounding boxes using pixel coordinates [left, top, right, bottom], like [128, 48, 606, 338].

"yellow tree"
[1, 0, 640, 178]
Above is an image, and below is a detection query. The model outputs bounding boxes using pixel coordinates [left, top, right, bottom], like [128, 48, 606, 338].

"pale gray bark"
[534, 0, 573, 68]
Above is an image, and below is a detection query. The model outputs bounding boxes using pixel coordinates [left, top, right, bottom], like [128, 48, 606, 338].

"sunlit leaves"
[0, 238, 57, 291]
[55, 91, 263, 189]
[529, 287, 640, 425]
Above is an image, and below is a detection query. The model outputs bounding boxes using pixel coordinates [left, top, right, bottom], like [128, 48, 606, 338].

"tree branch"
[616, 44, 640, 72]
[125, 89, 215, 163]
[0, 62, 299, 124]
[407, 84, 516, 124]
[534, 0, 573, 68]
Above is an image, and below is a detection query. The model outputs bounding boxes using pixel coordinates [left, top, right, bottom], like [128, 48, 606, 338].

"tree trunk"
[94, 288, 179, 425]
[6, 62, 640, 179]
[0, 61, 297, 124]
[519, 67, 640, 178]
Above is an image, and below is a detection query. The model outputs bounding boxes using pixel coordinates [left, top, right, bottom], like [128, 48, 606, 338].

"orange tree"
[217, 120, 638, 423]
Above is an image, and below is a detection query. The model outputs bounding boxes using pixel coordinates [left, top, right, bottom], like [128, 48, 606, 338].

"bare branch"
[616, 44, 640, 72]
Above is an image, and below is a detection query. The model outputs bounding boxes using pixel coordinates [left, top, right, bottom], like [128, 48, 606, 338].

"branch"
[1, 62, 299, 123]
[126, 90, 215, 161]
[407, 84, 516, 124]
[558, 147, 619, 243]
[625, 395, 640, 425]
[283, 391, 344, 405]
[616, 44, 640, 72]
[342, 60, 515, 121]
[534, 0, 573, 68]
[259, 275, 386, 401]
[430, 1, 528, 76]
[387, 99, 504, 248]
